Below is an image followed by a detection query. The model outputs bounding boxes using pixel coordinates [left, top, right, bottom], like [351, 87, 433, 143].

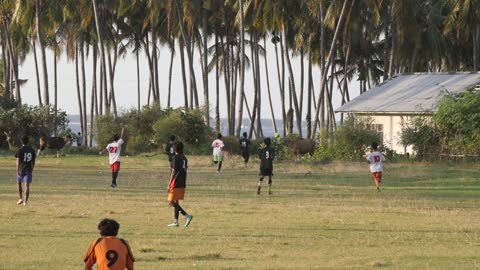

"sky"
[17, 41, 360, 123]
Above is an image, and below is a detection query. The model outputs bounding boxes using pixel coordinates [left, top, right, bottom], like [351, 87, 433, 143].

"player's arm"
[31, 153, 35, 170]
[16, 156, 20, 175]
[120, 127, 125, 139]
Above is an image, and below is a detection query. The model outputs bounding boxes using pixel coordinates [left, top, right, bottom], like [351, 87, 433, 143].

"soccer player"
[165, 135, 176, 168]
[366, 142, 385, 192]
[239, 132, 251, 168]
[15, 135, 36, 206]
[99, 127, 125, 188]
[257, 137, 275, 195]
[211, 133, 225, 173]
[167, 142, 193, 227]
[83, 218, 135, 270]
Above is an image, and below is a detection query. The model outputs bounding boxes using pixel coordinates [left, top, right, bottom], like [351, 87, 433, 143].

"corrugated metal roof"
[336, 73, 480, 114]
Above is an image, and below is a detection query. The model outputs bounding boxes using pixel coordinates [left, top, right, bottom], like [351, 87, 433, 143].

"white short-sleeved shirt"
[211, 139, 224, 157]
[106, 138, 124, 164]
[367, 151, 385, 172]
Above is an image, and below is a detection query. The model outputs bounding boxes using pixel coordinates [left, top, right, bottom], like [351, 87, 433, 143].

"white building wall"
[360, 115, 414, 154]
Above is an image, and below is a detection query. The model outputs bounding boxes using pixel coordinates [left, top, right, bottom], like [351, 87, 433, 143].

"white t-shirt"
[367, 151, 385, 172]
[211, 139, 224, 156]
[106, 138, 124, 164]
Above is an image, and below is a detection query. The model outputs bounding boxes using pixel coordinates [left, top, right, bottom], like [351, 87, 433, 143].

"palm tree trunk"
[249, 34, 257, 138]
[32, 42, 43, 106]
[175, 0, 198, 108]
[215, 33, 220, 133]
[36, 0, 49, 106]
[202, 9, 210, 126]
[152, 28, 160, 104]
[179, 40, 189, 109]
[53, 51, 58, 136]
[75, 44, 84, 141]
[255, 35, 263, 137]
[3, 23, 20, 103]
[1, 34, 11, 98]
[235, 0, 246, 137]
[107, 49, 118, 117]
[144, 33, 157, 102]
[313, 0, 351, 135]
[388, 7, 396, 78]
[221, 35, 231, 132]
[137, 49, 141, 111]
[280, 34, 287, 135]
[92, 0, 108, 114]
[90, 45, 98, 147]
[274, 38, 286, 136]
[167, 45, 174, 108]
[284, 32, 303, 137]
[263, 37, 277, 134]
[306, 51, 313, 139]
[80, 42, 88, 145]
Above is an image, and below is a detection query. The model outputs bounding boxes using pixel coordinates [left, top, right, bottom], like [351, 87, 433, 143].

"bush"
[0, 102, 68, 150]
[400, 116, 440, 160]
[313, 118, 382, 161]
[153, 109, 212, 153]
[95, 115, 128, 150]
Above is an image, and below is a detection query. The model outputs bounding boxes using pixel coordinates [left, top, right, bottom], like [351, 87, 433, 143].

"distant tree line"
[0, 0, 479, 149]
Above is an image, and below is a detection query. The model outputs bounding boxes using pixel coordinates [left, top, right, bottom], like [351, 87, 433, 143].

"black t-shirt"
[171, 154, 188, 188]
[259, 146, 275, 170]
[165, 142, 175, 162]
[239, 137, 250, 153]
[15, 146, 36, 173]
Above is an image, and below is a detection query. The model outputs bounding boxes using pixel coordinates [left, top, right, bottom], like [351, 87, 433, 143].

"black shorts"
[259, 169, 273, 176]
[242, 151, 249, 162]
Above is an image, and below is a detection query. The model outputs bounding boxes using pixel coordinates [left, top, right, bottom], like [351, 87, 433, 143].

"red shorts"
[110, 162, 121, 172]
[371, 172, 382, 182]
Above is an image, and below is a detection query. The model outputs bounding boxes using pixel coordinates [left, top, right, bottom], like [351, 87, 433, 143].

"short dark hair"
[21, 135, 29, 145]
[217, 133, 222, 139]
[264, 137, 271, 146]
[175, 141, 184, 153]
[242, 132, 247, 137]
[98, 218, 120, 236]
[170, 135, 176, 141]
[113, 134, 120, 142]
[371, 142, 378, 150]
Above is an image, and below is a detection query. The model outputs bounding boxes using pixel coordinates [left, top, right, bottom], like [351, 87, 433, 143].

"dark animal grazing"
[285, 138, 316, 156]
[38, 135, 72, 157]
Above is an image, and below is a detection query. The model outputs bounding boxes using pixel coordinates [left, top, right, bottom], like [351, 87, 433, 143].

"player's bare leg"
[24, 183, 30, 205]
[267, 176, 272, 195]
[374, 177, 381, 192]
[257, 176, 264, 195]
[217, 161, 222, 173]
[17, 182, 23, 205]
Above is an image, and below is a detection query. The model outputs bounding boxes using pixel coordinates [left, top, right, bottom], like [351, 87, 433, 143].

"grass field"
[0, 154, 479, 270]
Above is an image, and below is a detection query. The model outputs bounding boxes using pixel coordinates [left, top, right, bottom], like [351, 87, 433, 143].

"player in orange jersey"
[83, 218, 135, 270]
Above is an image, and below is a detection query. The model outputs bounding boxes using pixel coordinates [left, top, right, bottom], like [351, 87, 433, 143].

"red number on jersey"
[109, 146, 118, 154]
[374, 155, 381, 162]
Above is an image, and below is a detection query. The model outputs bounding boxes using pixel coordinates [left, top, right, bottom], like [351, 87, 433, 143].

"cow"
[38, 135, 72, 158]
[285, 138, 316, 157]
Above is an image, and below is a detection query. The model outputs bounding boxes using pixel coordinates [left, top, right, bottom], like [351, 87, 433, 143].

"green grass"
[0, 155, 479, 269]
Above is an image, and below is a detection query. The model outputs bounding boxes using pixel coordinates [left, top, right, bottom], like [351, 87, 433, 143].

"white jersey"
[211, 139, 224, 156]
[106, 138, 124, 164]
[367, 151, 385, 172]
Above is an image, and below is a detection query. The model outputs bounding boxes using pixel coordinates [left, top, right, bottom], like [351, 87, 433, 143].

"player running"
[366, 142, 385, 192]
[211, 133, 225, 173]
[257, 137, 275, 195]
[83, 218, 135, 270]
[239, 132, 251, 168]
[99, 127, 125, 188]
[167, 142, 193, 227]
[15, 135, 36, 206]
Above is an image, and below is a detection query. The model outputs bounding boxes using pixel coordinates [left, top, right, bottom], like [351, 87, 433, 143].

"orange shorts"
[168, 188, 185, 201]
[371, 172, 382, 182]
[110, 162, 120, 172]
